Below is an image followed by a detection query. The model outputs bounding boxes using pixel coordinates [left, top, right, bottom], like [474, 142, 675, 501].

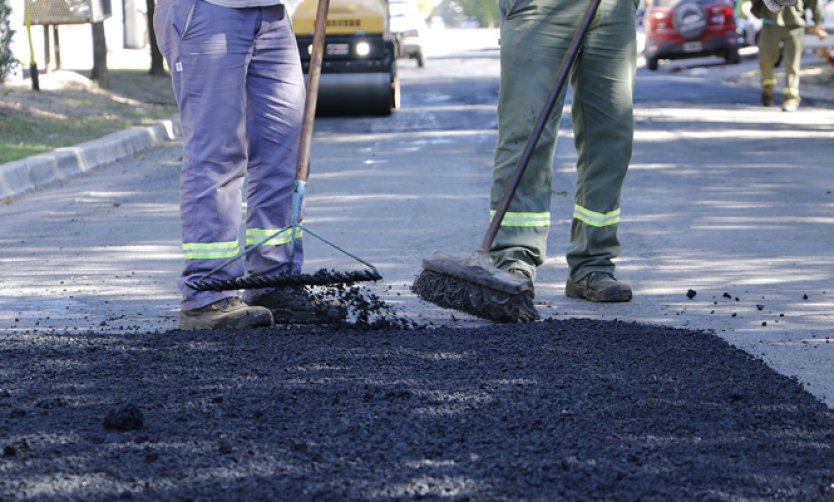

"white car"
[388, 0, 426, 67]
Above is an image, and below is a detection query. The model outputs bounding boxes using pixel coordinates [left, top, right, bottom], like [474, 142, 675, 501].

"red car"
[643, 0, 742, 70]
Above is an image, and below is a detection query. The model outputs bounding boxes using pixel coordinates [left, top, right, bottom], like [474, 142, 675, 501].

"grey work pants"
[154, 0, 305, 310]
[490, 0, 637, 281]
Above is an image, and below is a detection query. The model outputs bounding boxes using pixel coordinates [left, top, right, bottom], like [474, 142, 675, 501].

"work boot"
[565, 272, 632, 303]
[178, 297, 274, 330]
[761, 87, 774, 107]
[245, 286, 347, 324]
[505, 265, 535, 296]
[508, 267, 532, 280]
[782, 97, 800, 112]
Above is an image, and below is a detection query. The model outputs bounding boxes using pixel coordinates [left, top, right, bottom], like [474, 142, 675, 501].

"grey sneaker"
[246, 287, 347, 324]
[565, 272, 632, 303]
[782, 97, 800, 112]
[178, 297, 274, 330]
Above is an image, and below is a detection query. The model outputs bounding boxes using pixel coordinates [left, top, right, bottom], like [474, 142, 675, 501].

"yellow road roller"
[292, 0, 400, 116]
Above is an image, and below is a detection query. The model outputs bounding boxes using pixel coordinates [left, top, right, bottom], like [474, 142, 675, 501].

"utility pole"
[147, 0, 165, 75]
[91, 20, 109, 88]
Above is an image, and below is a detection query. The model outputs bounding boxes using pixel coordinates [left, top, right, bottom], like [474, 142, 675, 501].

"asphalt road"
[2, 30, 834, 499]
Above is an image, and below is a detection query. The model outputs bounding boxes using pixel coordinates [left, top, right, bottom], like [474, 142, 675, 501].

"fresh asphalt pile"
[2, 318, 834, 500]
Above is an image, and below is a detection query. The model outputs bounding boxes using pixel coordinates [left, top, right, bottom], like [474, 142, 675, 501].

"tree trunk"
[147, 0, 166, 75]
[91, 21, 109, 88]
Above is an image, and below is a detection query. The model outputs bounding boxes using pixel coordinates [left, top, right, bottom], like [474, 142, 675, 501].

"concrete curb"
[0, 115, 182, 202]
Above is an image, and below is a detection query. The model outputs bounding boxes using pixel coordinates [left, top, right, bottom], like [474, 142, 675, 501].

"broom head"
[412, 251, 539, 323]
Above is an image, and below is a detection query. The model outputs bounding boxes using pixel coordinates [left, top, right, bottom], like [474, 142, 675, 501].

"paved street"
[2, 29, 834, 499]
[2, 30, 834, 403]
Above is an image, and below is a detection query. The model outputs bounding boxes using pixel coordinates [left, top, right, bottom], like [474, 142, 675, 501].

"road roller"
[292, 0, 400, 116]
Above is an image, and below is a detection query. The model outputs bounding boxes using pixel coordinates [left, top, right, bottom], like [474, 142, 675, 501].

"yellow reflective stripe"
[573, 205, 620, 227]
[783, 87, 798, 95]
[182, 240, 240, 260]
[490, 210, 550, 227]
[246, 227, 302, 246]
[762, 79, 777, 87]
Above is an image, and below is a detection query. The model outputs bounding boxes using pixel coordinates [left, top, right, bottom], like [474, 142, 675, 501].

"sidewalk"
[0, 49, 181, 202]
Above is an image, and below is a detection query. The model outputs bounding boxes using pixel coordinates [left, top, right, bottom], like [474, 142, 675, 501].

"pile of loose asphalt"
[2, 286, 834, 501]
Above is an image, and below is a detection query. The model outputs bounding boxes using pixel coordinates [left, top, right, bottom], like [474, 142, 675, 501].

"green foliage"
[432, 0, 500, 27]
[416, 0, 434, 15]
[456, 0, 499, 26]
[0, 0, 19, 82]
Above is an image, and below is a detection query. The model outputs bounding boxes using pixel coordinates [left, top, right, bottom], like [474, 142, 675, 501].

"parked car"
[643, 0, 742, 70]
[388, 0, 426, 67]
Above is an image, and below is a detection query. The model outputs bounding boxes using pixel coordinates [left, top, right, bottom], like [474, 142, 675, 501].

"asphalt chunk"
[2, 320, 834, 500]
[103, 404, 144, 432]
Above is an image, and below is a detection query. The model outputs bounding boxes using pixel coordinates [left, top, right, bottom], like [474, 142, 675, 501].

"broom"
[412, 0, 602, 323]
[188, 0, 381, 292]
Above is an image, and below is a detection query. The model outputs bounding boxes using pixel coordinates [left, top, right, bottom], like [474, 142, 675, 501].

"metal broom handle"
[480, 0, 602, 252]
[295, 0, 330, 183]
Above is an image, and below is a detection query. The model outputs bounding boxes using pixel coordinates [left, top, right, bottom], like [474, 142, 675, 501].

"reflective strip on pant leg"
[783, 87, 799, 98]
[490, 211, 550, 227]
[573, 205, 621, 228]
[183, 240, 240, 260]
[246, 227, 303, 246]
[762, 79, 777, 87]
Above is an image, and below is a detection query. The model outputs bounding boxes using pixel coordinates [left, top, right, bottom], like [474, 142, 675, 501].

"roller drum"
[316, 72, 395, 116]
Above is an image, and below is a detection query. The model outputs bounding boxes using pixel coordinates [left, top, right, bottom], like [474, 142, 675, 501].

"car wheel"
[725, 48, 741, 65]
[647, 57, 659, 71]
[417, 51, 424, 68]
[673, 2, 707, 40]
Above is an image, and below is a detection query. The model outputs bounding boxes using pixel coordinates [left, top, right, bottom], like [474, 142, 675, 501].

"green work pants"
[490, 0, 637, 281]
[758, 24, 805, 100]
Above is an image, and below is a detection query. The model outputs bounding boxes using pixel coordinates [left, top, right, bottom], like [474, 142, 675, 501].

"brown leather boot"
[782, 97, 800, 112]
[178, 297, 274, 330]
[565, 272, 632, 303]
[762, 86, 774, 107]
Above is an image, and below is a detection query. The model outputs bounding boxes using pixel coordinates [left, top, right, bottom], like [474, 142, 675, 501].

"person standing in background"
[752, 0, 827, 111]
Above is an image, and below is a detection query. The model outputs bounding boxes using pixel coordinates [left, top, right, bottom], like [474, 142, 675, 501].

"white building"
[5, 0, 149, 82]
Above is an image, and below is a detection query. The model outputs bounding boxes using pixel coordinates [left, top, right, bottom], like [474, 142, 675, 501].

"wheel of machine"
[647, 56, 659, 71]
[390, 71, 400, 111]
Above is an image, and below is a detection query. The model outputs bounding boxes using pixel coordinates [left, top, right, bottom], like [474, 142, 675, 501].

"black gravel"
[2, 319, 834, 500]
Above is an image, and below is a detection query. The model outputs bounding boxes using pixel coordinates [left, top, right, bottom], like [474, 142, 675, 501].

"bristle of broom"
[412, 268, 539, 323]
[188, 269, 381, 291]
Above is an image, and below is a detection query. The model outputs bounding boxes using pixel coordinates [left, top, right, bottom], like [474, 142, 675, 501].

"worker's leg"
[758, 25, 781, 104]
[243, 4, 306, 277]
[155, 0, 257, 310]
[565, 0, 636, 281]
[489, 0, 580, 279]
[782, 27, 804, 102]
